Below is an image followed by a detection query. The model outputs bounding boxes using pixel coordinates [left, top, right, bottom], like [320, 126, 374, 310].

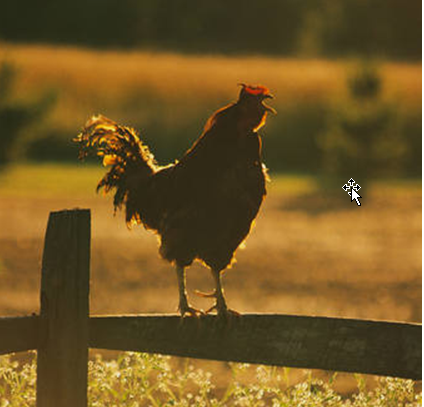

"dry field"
[0, 164, 420, 394]
[0, 165, 420, 320]
[0, 42, 421, 132]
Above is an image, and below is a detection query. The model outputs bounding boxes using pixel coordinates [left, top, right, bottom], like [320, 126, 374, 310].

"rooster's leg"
[204, 269, 240, 317]
[175, 265, 203, 317]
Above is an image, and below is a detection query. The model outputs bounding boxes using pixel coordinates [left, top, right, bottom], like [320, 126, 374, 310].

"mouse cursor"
[351, 189, 362, 206]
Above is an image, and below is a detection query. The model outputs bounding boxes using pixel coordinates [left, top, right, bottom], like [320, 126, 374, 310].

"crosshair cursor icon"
[342, 178, 362, 206]
[351, 189, 362, 206]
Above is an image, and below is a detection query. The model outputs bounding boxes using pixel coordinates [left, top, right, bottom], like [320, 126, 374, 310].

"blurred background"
[0, 0, 421, 395]
[0, 0, 421, 174]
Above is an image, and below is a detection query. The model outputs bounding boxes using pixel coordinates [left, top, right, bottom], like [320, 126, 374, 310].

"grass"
[0, 163, 321, 198]
[0, 163, 106, 198]
[0, 159, 422, 402]
[0, 162, 420, 320]
[0, 42, 421, 132]
[0, 163, 421, 397]
[0, 43, 421, 403]
[0, 352, 421, 406]
[2, 162, 419, 198]
[0, 42, 421, 175]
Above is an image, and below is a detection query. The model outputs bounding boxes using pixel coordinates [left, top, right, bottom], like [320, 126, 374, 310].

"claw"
[203, 302, 240, 318]
[178, 303, 205, 318]
[216, 306, 241, 319]
[219, 308, 241, 318]
[175, 265, 205, 318]
[204, 304, 217, 314]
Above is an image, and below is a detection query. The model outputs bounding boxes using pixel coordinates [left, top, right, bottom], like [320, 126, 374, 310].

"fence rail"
[89, 314, 421, 379]
[0, 209, 421, 407]
[0, 315, 40, 355]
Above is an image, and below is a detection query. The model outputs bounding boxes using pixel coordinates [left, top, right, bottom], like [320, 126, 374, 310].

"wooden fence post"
[37, 209, 91, 407]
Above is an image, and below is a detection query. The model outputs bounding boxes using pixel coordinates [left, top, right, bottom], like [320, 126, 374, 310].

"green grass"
[0, 163, 420, 200]
[0, 163, 106, 198]
[0, 352, 420, 406]
[0, 163, 323, 199]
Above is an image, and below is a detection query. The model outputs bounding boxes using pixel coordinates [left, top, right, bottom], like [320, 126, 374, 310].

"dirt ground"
[0, 176, 421, 393]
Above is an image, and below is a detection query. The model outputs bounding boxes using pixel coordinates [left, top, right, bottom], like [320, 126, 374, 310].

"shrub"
[0, 61, 56, 168]
[318, 62, 408, 179]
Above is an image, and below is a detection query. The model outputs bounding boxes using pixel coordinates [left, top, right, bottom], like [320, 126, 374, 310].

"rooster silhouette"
[74, 84, 275, 317]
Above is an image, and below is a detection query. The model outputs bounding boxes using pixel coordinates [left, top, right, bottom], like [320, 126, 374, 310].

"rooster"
[74, 84, 275, 317]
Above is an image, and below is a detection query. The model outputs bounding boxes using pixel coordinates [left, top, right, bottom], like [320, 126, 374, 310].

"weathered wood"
[90, 313, 421, 380]
[37, 209, 90, 407]
[0, 316, 40, 355]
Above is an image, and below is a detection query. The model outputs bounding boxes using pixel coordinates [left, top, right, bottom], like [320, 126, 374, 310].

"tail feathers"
[74, 115, 156, 214]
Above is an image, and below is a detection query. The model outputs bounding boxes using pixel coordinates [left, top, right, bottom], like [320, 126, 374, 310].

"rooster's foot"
[178, 303, 204, 318]
[205, 303, 241, 319]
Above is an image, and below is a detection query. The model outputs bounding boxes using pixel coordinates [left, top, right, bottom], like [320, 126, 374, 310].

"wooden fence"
[0, 209, 421, 407]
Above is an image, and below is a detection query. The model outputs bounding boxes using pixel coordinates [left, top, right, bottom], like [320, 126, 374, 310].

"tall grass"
[0, 42, 421, 173]
[0, 42, 420, 129]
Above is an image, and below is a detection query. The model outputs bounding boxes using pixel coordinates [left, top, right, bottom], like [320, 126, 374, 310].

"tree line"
[1, 0, 421, 60]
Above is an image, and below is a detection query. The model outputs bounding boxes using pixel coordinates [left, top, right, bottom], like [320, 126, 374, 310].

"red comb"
[240, 84, 270, 96]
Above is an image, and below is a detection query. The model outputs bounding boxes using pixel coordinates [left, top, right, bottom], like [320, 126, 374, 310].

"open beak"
[262, 94, 276, 114]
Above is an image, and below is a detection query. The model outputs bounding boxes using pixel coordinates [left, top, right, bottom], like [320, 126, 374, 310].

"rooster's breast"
[156, 130, 267, 271]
